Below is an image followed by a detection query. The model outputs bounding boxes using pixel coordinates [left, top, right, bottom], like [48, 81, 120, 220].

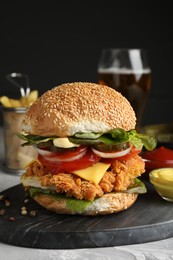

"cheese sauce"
[153, 168, 173, 181]
[149, 168, 173, 202]
[53, 138, 80, 148]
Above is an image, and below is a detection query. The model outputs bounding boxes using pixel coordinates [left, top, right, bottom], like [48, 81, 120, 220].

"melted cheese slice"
[25, 160, 111, 185]
[72, 162, 111, 184]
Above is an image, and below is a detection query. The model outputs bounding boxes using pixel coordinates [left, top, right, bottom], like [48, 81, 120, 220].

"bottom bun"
[33, 192, 138, 216]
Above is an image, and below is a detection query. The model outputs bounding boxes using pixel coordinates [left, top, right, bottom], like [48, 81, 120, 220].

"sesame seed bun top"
[21, 82, 136, 136]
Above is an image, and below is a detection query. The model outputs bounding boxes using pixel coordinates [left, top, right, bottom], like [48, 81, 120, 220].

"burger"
[18, 82, 156, 215]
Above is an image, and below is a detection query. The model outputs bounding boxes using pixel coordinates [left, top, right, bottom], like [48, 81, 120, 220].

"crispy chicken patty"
[24, 155, 145, 201]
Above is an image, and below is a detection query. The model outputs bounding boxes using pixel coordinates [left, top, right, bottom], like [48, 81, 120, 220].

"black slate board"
[0, 180, 173, 249]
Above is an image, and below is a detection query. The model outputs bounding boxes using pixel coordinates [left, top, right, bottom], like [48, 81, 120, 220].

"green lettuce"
[29, 178, 146, 212]
[17, 133, 56, 146]
[69, 129, 157, 151]
[17, 128, 157, 151]
[29, 187, 93, 212]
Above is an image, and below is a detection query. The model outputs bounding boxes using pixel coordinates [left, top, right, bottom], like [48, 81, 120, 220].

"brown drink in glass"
[98, 49, 151, 131]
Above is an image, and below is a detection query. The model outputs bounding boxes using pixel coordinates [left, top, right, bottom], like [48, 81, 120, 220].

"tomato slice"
[38, 148, 101, 173]
[117, 146, 142, 161]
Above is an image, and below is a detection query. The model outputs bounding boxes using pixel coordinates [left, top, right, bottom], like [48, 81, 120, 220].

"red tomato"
[38, 148, 101, 174]
[116, 146, 141, 161]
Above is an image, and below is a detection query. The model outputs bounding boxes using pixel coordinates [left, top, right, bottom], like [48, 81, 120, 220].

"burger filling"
[22, 152, 145, 201]
[19, 128, 157, 201]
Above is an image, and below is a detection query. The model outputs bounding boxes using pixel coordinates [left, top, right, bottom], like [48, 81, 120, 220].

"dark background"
[0, 1, 173, 127]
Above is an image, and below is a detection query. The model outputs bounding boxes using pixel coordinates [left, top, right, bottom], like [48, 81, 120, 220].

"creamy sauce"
[149, 168, 173, 202]
[53, 138, 80, 148]
[152, 168, 173, 181]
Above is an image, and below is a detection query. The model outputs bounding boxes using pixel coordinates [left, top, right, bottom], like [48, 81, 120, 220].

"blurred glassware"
[6, 72, 30, 97]
[2, 107, 36, 174]
[97, 48, 152, 131]
[0, 72, 37, 174]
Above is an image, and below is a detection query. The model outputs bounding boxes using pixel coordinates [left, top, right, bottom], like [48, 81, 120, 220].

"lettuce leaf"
[126, 178, 147, 194]
[29, 188, 93, 212]
[70, 129, 157, 151]
[29, 178, 146, 212]
[17, 133, 56, 146]
[17, 128, 157, 151]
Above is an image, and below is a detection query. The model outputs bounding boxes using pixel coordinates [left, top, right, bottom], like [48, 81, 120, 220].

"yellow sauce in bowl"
[149, 168, 173, 202]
